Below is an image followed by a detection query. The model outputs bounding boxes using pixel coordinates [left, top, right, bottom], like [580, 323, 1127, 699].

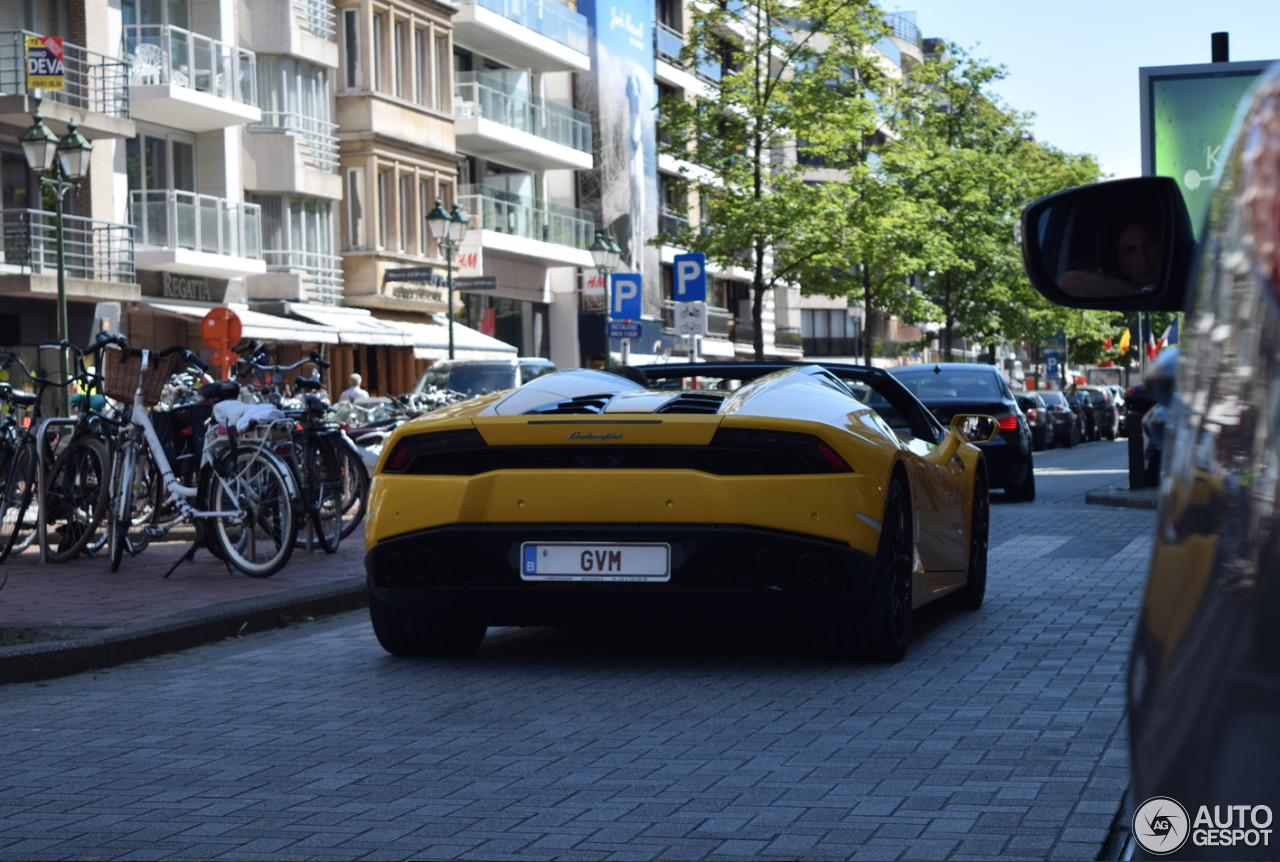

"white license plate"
[520, 542, 671, 582]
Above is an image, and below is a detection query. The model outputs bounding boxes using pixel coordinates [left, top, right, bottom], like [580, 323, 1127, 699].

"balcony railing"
[459, 184, 593, 250]
[130, 189, 262, 261]
[252, 111, 339, 172]
[122, 24, 256, 106]
[661, 299, 731, 338]
[458, 0, 588, 54]
[1, 209, 135, 284]
[654, 21, 683, 64]
[263, 249, 343, 305]
[293, 0, 336, 39]
[0, 30, 130, 118]
[884, 12, 922, 50]
[454, 71, 591, 153]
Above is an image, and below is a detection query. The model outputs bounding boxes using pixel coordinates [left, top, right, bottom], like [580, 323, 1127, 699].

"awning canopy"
[141, 300, 342, 345]
[397, 315, 519, 361]
[279, 303, 412, 346]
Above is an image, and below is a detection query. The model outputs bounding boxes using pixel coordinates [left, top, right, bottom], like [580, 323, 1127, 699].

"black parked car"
[1015, 392, 1055, 451]
[1037, 390, 1081, 447]
[1065, 388, 1097, 441]
[1016, 60, 1280, 861]
[1081, 385, 1120, 440]
[889, 363, 1035, 501]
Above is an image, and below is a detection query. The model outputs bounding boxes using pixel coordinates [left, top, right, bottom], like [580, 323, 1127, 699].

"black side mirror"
[1018, 176, 1196, 312]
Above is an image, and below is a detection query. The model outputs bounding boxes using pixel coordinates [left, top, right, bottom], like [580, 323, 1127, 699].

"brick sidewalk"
[0, 535, 365, 629]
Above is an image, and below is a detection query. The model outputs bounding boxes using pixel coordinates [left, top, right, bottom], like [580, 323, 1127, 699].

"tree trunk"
[862, 267, 874, 366]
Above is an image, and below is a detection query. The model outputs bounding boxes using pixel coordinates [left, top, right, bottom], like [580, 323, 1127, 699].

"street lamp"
[588, 231, 622, 368]
[426, 197, 470, 359]
[20, 113, 93, 414]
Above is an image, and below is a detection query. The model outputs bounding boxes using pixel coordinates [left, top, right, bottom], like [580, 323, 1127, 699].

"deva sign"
[26, 36, 65, 91]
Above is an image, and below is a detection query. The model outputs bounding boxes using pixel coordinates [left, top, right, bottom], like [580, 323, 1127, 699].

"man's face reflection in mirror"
[1117, 221, 1162, 286]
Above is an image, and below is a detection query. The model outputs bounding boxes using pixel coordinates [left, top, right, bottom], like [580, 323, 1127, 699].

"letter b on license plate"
[520, 542, 671, 582]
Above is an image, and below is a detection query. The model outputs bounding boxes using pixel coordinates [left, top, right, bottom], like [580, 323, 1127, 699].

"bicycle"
[233, 344, 344, 553]
[102, 339, 300, 577]
[0, 380, 41, 563]
[0, 345, 90, 564]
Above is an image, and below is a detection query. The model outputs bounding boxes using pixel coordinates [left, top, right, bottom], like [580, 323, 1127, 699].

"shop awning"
[279, 303, 413, 346]
[141, 300, 342, 344]
[400, 316, 519, 361]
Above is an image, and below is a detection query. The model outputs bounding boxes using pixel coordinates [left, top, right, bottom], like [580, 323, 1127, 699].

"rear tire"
[207, 449, 297, 577]
[368, 588, 486, 657]
[860, 477, 913, 662]
[1005, 456, 1036, 502]
[43, 437, 110, 563]
[0, 443, 36, 563]
[336, 435, 369, 540]
[306, 437, 342, 554]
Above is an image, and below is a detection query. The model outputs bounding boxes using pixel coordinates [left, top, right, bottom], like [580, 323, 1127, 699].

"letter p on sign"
[611, 273, 642, 320]
[673, 252, 706, 302]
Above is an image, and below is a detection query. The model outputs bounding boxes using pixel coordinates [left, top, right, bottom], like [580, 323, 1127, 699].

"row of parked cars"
[1016, 384, 1124, 450]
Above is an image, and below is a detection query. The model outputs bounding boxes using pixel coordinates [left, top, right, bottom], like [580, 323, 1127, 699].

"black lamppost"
[20, 113, 93, 413]
[588, 231, 622, 368]
[426, 197, 470, 360]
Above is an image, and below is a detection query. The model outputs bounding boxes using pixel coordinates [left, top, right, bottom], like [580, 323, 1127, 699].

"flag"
[1103, 336, 1113, 351]
[1147, 328, 1157, 362]
[1161, 317, 1179, 348]
[1118, 327, 1131, 354]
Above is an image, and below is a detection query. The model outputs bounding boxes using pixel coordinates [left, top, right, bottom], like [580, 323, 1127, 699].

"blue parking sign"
[672, 252, 706, 302]
[611, 273, 642, 320]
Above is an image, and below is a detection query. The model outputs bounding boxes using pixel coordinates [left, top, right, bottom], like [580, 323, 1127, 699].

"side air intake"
[654, 392, 727, 414]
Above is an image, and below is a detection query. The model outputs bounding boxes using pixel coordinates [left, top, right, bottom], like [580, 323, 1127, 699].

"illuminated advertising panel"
[1140, 60, 1271, 238]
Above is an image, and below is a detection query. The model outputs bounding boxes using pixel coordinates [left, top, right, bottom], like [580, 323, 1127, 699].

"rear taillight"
[997, 415, 1019, 431]
[1025, 408, 1039, 420]
[383, 428, 487, 473]
[710, 428, 852, 473]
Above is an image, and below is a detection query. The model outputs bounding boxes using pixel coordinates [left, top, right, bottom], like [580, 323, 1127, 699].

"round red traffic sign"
[201, 307, 242, 351]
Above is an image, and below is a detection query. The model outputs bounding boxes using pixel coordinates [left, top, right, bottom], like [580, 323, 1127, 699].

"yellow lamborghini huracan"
[364, 362, 994, 661]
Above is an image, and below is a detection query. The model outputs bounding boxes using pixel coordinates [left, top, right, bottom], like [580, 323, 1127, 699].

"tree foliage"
[659, 11, 1106, 365]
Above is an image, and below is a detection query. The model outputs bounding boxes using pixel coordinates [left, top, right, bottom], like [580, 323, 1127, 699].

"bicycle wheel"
[206, 448, 298, 577]
[0, 441, 36, 563]
[109, 439, 152, 571]
[43, 436, 110, 563]
[335, 434, 369, 540]
[304, 436, 342, 554]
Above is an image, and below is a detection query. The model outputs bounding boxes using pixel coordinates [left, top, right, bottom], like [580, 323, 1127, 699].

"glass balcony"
[459, 0, 588, 54]
[263, 249, 343, 305]
[454, 71, 591, 153]
[654, 22, 683, 64]
[0, 30, 130, 118]
[253, 111, 339, 172]
[130, 189, 262, 261]
[0, 209, 135, 284]
[122, 23, 256, 106]
[459, 184, 593, 250]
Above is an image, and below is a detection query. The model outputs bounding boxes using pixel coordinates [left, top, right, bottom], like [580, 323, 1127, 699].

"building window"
[435, 33, 450, 111]
[377, 168, 390, 249]
[342, 9, 360, 90]
[345, 166, 365, 248]
[399, 174, 412, 253]
[394, 19, 407, 98]
[418, 177, 435, 254]
[372, 12, 386, 92]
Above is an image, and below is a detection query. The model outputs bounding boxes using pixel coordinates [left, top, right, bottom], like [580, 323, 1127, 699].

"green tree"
[885, 45, 1104, 360]
[656, 0, 889, 359]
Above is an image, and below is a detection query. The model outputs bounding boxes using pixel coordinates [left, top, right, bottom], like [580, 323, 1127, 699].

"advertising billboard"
[577, 1, 660, 317]
[1140, 60, 1271, 238]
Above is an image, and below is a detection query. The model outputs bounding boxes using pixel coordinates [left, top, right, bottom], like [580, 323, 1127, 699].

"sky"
[894, 0, 1280, 178]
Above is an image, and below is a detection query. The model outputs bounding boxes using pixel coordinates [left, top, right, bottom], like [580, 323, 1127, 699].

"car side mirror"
[1018, 176, 1196, 312]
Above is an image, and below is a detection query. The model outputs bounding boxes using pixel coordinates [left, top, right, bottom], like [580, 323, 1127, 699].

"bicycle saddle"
[199, 380, 241, 403]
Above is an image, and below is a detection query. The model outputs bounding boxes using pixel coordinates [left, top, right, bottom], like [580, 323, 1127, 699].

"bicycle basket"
[102, 349, 184, 408]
